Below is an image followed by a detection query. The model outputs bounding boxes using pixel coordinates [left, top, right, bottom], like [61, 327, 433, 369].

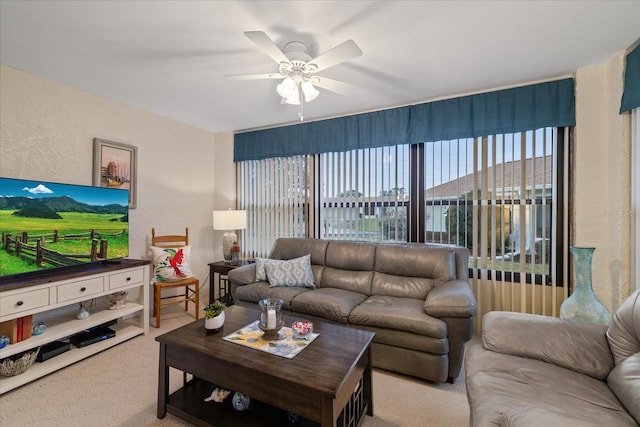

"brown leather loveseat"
[228, 238, 477, 383]
[465, 289, 640, 426]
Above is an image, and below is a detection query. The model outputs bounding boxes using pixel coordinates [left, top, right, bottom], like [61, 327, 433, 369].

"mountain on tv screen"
[0, 177, 129, 280]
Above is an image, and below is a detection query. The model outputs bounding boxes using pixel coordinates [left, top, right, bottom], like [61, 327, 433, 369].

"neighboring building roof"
[321, 156, 553, 204]
[424, 156, 553, 199]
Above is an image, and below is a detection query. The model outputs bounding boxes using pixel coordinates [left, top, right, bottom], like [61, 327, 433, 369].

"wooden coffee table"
[156, 305, 375, 427]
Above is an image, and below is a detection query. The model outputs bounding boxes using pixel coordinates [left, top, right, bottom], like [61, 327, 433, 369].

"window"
[238, 127, 566, 285]
[238, 155, 310, 258]
[424, 128, 564, 284]
[318, 146, 410, 242]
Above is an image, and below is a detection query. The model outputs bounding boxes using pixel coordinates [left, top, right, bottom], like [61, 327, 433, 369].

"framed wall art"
[93, 138, 137, 209]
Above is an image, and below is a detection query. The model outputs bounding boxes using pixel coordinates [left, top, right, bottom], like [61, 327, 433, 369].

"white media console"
[0, 259, 150, 394]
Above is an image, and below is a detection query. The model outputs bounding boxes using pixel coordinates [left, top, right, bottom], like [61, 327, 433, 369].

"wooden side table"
[207, 261, 252, 305]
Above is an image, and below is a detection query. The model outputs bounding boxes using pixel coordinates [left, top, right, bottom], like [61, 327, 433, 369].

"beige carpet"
[0, 306, 470, 427]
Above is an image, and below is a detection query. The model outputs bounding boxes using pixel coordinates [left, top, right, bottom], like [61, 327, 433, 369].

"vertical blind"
[235, 79, 574, 328]
[237, 127, 568, 332]
[238, 156, 310, 257]
[319, 145, 410, 242]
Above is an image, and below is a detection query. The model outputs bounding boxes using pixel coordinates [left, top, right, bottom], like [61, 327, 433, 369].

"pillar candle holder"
[258, 298, 284, 341]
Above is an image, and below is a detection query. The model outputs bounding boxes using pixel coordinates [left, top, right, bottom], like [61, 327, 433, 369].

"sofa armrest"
[227, 264, 257, 286]
[424, 279, 477, 318]
[482, 311, 614, 380]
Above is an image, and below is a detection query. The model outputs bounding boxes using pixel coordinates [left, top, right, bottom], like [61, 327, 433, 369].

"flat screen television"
[0, 177, 129, 283]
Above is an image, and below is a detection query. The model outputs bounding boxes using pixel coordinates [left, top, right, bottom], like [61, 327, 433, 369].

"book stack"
[0, 315, 33, 345]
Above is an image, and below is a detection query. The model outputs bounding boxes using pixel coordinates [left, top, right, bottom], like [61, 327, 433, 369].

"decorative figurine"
[32, 321, 47, 335]
[204, 388, 231, 403]
[77, 303, 90, 319]
[108, 291, 128, 310]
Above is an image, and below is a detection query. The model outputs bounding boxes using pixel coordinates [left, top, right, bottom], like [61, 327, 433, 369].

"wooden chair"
[151, 227, 199, 328]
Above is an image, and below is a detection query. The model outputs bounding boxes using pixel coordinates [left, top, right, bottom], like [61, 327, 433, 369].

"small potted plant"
[204, 300, 226, 331]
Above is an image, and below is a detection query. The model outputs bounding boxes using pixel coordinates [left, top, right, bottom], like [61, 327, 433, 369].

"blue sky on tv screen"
[0, 177, 128, 207]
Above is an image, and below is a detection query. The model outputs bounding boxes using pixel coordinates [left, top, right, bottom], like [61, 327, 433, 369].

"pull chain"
[298, 83, 304, 121]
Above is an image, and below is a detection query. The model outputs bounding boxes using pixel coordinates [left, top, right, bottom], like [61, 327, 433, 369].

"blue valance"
[235, 78, 575, 162]
[620, 43, 640, 113]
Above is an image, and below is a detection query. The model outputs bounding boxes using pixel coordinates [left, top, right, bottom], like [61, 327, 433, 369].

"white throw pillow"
[151, 245, 194, 282]
[254, 257, 272, 282]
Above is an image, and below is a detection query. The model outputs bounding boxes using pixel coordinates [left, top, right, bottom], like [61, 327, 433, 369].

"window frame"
[238, 127, 568, 286]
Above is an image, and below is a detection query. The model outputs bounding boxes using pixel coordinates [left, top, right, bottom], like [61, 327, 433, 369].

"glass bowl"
[291, 320, 313, 340]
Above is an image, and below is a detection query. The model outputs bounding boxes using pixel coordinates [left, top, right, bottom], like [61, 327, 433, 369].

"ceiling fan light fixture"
[301, 81, 319, 102]
[276, 77, 297, 99]
[284, 90, 300, 105]
[234, 31, 363, 121]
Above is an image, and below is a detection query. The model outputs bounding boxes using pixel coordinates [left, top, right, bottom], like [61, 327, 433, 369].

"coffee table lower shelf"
[166, 377, 368, 427]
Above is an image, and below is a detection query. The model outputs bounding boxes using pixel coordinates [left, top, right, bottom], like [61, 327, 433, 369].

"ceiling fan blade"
[244, 31, 290, 65]
[224, 73, 285, 80]
[308, 40, 363, 72]
[312, 76, 355, 95]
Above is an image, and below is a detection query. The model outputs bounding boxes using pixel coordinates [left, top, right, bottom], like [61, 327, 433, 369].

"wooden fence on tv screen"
[1, 229, 125, 267]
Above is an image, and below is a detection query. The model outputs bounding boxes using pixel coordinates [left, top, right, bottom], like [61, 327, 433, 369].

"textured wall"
[2, 56, 635, 314]
[573, 52, 633, 310]
[0, 65, 235, 301]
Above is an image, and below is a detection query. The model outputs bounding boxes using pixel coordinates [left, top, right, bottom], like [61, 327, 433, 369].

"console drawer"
[109, 268, 144, 290]
[57, 277, 104, 302]
[0, 288, 50, 317]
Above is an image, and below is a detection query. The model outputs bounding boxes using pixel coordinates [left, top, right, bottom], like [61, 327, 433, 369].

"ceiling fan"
[226, 31, 363, 121]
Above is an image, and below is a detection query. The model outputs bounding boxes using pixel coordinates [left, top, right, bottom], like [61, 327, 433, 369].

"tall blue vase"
[560, 247, 611, 324]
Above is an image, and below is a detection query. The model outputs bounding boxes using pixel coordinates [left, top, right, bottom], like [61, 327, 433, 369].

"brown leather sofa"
[465, 289, 640, 426]
[228, 238, 477, 383]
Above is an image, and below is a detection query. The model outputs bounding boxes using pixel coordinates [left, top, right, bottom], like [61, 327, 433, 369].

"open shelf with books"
[0, 259, 150, 394]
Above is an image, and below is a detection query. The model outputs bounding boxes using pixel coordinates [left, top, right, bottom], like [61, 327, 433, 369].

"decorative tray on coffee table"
[223, 320, 319, 359]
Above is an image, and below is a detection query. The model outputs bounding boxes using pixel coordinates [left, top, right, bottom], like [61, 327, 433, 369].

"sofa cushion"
[371, 272, 434, 300]
[356, 325, 448, 354]
[465, 340, 638, 427]
[269, 238, 329, 266]
[321, 267, 373, 295]
[349, 295, 447, 339]
[608, 352, 640, 423]
[233, 282, 312, 310]
[607, 289, 640, 365]
[325, 240, 376, 271]
[319, 240, 376, 294]
[482, 311, 614, 380]
[262, 255, 315, 288]
[290, 288, 368, 324]
[372, 245, 455, 299]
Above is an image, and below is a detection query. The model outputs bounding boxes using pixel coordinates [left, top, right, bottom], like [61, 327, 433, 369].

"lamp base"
[222, 231, 237, 263]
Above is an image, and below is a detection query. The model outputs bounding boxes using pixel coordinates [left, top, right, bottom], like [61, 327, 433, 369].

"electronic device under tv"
[0, 177, 129, 283]
[69, 327, 116, 348]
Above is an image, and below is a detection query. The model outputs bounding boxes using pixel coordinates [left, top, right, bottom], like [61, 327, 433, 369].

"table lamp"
[213, 209, 247, 263]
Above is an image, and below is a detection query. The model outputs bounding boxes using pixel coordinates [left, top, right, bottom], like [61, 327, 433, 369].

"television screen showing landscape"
[0, 177, 129, 279]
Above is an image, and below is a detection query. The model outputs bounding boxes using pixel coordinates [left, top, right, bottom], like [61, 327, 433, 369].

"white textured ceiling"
[1, 1, 639, 133]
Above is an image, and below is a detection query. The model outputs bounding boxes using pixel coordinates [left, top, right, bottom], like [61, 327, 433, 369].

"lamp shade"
[213, 210, 247, 231]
